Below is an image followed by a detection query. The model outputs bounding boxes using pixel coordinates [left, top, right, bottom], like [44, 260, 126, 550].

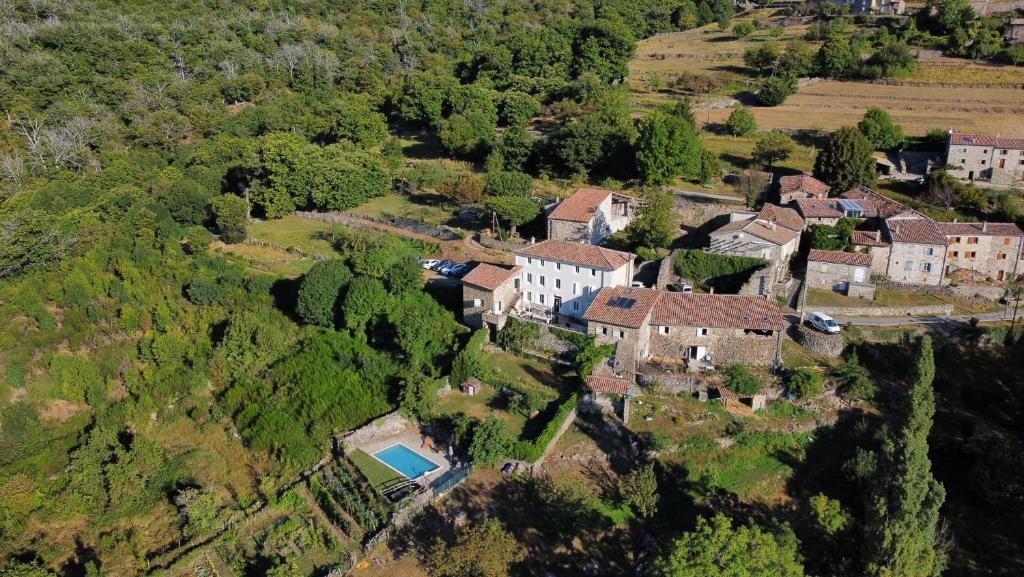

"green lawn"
[349, 193, 454, 227]
[482, 350, 566, 396]
[806, 287, 943, 308]
[436, 386, 530, 438]
[702, 133, 818, 175]
[348, 449, 406, 492]
[247, 215, 343, 257]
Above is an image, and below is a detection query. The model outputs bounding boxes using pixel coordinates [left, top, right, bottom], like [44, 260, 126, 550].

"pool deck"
[353, 428, 452, 487]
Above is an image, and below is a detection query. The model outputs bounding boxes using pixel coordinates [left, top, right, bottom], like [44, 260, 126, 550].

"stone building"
[515, 240, 634, 320]
[778, 173, 830, 204]
[851, 230, 892, 275]
[882, 215, 949, 285]
[1010, 19, 1024, 45]
[461, 263, 522, 338]
[793, 187, 908, 228]
[648, 292, 784, 369]
[939, 221, 1024, 282]
[806, 249, 874, 297]
[546, 187, 637, 244]
[583, 286, 660, 372]
[707, 204, 804, 283]
[945, 131, 1024, 185]
[829, 0, 905, 13]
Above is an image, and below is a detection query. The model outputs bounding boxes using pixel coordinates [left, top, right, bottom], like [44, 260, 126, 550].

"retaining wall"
[792, 325, 844, 358]
[815, 304, 954, 317]
[339, 411, 410, 449]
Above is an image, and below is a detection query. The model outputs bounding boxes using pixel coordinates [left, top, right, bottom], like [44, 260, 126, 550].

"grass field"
[806, 287, 943, 308]
[349, 449, 406, 492]
[632, 15, 1024, 137]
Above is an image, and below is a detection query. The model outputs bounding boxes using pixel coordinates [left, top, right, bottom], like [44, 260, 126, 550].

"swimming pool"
[373, 443, 440, 480]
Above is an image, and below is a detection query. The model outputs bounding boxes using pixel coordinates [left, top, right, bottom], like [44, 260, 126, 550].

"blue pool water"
[373, 444, 440, 479]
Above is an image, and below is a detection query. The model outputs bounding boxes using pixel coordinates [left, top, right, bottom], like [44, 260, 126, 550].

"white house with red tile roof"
[946, 130, 1024, 185]
[546, 187, 637, 244]
[514, 239, 635, 319]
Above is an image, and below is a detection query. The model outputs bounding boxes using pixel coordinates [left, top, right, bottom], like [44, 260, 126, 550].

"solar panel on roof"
[611, 297, 636, 309]
[837, 199, 863, 211]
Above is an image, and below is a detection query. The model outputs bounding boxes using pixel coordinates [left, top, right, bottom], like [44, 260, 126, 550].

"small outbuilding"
[460, 377, 483, 396]
[806, 249, 875, 298]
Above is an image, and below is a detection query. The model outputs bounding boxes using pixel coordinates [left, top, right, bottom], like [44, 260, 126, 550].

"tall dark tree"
[635, 111, 702, 184]
[814, 127, 877, 191]
[295, 260, 352, 327]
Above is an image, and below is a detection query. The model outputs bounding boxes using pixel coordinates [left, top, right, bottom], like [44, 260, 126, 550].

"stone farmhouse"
[878, 214, 949, 285]
[945, 131, 1024, 185]
[546, 187, 637, 244]
[707, 204, 804, 283]
[792, 186, 908, 227]
[939, 221, 1024, 282]
[461, 263, 522, 338]
[777, 173, 830, 205]
[806, 249, 876, 299]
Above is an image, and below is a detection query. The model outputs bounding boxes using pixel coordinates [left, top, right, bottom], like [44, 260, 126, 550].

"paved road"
[784, 311, 1009, 327]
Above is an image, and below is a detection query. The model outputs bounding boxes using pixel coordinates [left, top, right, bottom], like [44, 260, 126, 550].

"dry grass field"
[631, 17, 1024, 136]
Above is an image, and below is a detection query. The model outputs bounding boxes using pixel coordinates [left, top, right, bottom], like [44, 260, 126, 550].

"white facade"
[513, 254, 633, 318]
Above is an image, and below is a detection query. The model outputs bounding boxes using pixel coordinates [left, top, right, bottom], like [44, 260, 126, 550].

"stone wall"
[655, 250, 679, 289]
[814, 303, 953, 317]
[949, 283, 1005, 300]
[675, 197, 745, 227]
[547, 218, 591, 243]
[588, 320, 647, 373]
[847, 282, 876, 300]
[648, 327, 778, 366]
[476, 234, 526, 252]
[792, 325, 844, 358]
[884, 241, 945, 286]
[806, 261, 868, 291]
[340, 411, 410, 449]
[736, 264, 775, 297]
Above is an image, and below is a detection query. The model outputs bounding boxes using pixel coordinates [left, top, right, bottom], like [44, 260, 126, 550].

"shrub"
[469, 416, 510, 467]
[673, 249, 767, 291]
[620, 463, 659, 518]
[833, 351, 876, 400]
[209, 194, 248, 244]
[756, 76, 797, 107]
[485, 170, 533, 197]
[295, 260, 352, 327]
[787, 368, 824, 399]
[451, 329, 488, 385]
[724, 364, 762, 396]
[725, 105, 757, 136]
[183, 225, 214, 254]
[186, 276, 225, 306]
[497, 317, 540, 355]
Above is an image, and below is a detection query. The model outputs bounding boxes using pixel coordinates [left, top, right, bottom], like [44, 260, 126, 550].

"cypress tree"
[861, 336, 947, 577]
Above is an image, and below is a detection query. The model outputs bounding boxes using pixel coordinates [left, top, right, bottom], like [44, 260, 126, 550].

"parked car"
[808, 311, 841, 334]
[449, 264, 470, 277]
[631, 281, 645, 288]
[440, 262, 462, 275]
[421, 258, 439, 270]
[431, 259, 453, 272]
[668, 282, 694, 293]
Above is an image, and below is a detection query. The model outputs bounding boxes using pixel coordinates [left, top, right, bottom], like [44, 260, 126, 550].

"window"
[527, 258, 532, 265]
[697, 327, 710, 336]
[1004, 238, 1012, 246]
[1002, 149, 1009, 155]
[1019, 159, 1024, 165]
[591, 268, 597, 277]
[981, 160, 987, 165]
[660, 326, 670, 335]
[572, 282, 578, 295]
[966, 251, 977, 259]
[952, 237, 961, 243]
[921, 262, 932, 272]
[539, 275, 546, 286]
[575, 265, 580, 273]
[584, 286, 592, 295]
[960, 159, 966, 164]
[555, 279, 561, 289]
[539, 260, 545, 268]
[601, 327, 608, 335]
[526, 291, 533, 302]
[821, 264, 829, 273]
[924, 247, 935, 256]
[573, 301, 580, 311]
[907, 246, 915, 256]
[904, 261, 914, 271]
[613, 330, 624, 339]
[949, 250, 959, 258]
[472, 299, 483, 307]
[983, 149, 989, 154]
[527, 273, 533, 283]
[555, 263, 561, 270]
[538, 294, 545, 304]
[967, 237, 978, 244]
[997, 252, 1007, 260]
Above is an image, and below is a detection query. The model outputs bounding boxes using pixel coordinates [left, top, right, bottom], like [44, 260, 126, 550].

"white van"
[808, 311, 841, 334]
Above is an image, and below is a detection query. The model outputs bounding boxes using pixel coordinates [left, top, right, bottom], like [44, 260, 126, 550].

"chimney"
[710, 287, 715, 294]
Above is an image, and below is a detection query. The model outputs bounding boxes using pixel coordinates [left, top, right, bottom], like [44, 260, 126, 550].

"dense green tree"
[699, 150, 721, 184]
[814, 127, 877, 191]
[485, 171, 533, 197]
[468, 416, 510, 467]
[744, 43, 781, 76]
[386, 290, 459, 371]
[312, 96, 389, 148]
[342, 276, 389, 333]
[396, 71, 457, 126]
[752, 131, 795, 169]
[620, 463, 659, 518]
[209, 194, 248, 243]
[653, 514, 805, 577]
[0, 560, 56, 577]
[732, 20, 756, 39]
[400, 374, 441, 423]
[635, 111, 702, 184]
[0, 212, 75, 279]
[787, 368, 825, 399]
[427, 518, 524, 577]
[572, 20, 637, 81]
[486, 195, 541, 237]
[858, 108, 905, 151]
[295, 260, 352, 327]
[494, 126, 536, 172]
[818, 36, 860, 78]
[857, 336, 946, 577]
[726, 106, 758, 136]
[498, 91, 541, 127]
[626, 188, 677, 249]
[756, 76, 797, 106]
[497, 317, 541, 355]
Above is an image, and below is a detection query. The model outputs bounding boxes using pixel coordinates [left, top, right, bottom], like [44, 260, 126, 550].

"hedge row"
[507, 393, 578, 462]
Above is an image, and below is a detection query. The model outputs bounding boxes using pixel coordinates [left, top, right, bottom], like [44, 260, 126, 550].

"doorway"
[999, 158, 1006, 169]
[553, 296, 562, 312]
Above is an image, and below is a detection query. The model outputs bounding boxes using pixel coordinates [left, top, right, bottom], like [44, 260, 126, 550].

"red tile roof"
[517, 240, 633, 270]
[582, 286, 661, 329]
[937, 222, 1024, 237]
[852, 230, 890, 247]
[885, 216, 949, 246]
[548, 187, 613, 223]
[756, 203, 805, 232]
[779, 174, 830, 198]
[793, 198, 844, 219]
[839, 187, 908, 219]
[461, 263, 521, 291]
[586, 375, 632, 395]
[950, 133, 1024, 150]
[652, 293, 784, 331]
[808, 249, 873, 267]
